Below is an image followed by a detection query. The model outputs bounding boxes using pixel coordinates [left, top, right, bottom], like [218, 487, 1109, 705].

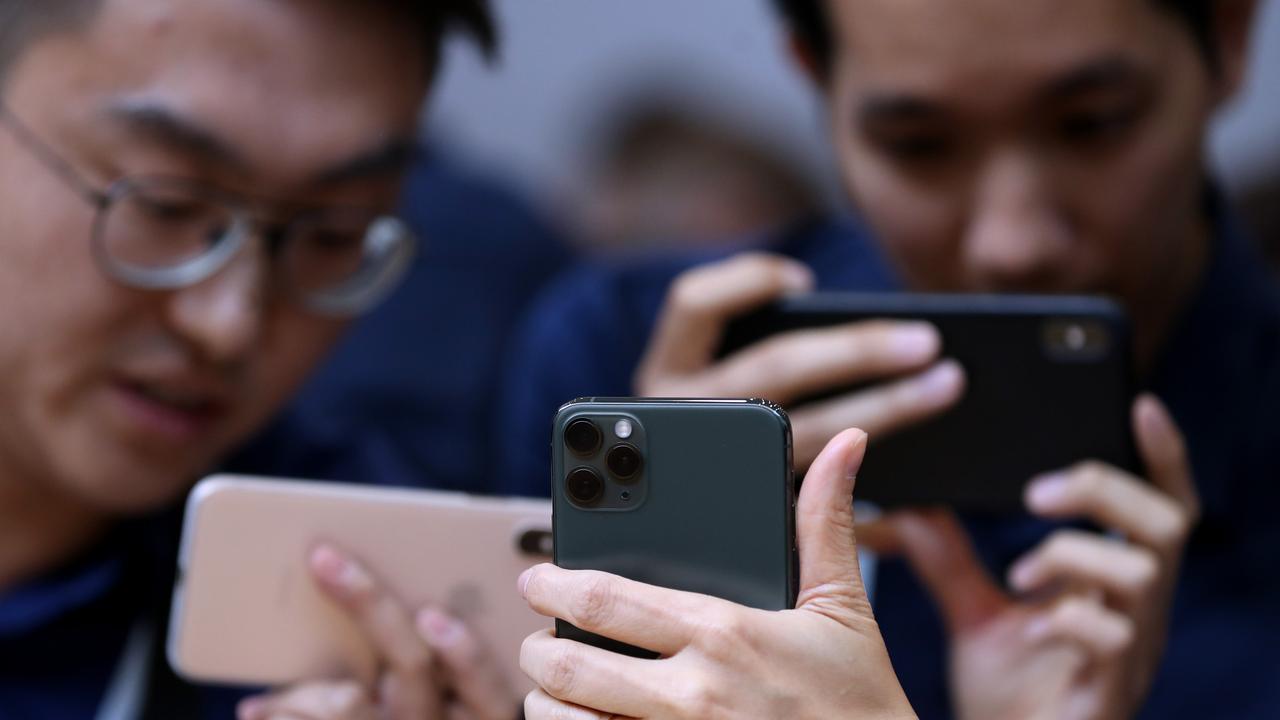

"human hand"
[238, 544, 519, 720]
[635, 252, 964, 470]
[518, 428, 917, 720]
[882, 395, 1197, 720]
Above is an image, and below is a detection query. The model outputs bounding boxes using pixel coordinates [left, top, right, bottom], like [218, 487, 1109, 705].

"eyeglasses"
[0, 102, 416, 316]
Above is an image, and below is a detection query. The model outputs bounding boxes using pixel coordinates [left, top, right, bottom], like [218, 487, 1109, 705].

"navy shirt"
[0, 517, 243, 720]
[496, 210, 1280, 718]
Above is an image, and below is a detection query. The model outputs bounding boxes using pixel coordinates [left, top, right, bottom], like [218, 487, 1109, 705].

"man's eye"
[1059, 106, 1140, 144]
[872, 133, 954, 164]
[136, 197, 204, 222]
[303, 229, 364, 252]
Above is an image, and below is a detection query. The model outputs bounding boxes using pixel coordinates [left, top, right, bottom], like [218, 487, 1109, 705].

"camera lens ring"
[565, 467, 605, 506]
[606, 443, 644, 481]
[564, 418, 603, 456]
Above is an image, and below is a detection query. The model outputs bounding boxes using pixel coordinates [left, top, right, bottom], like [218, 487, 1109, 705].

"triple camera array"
[562, 417, 645, 508]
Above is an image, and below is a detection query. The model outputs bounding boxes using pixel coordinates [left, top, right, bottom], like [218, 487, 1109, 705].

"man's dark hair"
[0, 0, 495, 83]
[772, 0, 1216, 74]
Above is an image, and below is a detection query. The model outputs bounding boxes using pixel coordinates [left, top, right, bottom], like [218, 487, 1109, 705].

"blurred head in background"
[575, 96, 820, 253]
[776, 0, 1257, 354]
[0, 0, 491, 514]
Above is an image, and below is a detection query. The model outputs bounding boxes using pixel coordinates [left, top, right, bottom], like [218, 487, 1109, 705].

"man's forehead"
[827, 0, 1172, 84]
[55, 0, 429, 184]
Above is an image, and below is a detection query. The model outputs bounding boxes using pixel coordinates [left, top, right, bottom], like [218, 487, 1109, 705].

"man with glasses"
[0, 1, 521, 718]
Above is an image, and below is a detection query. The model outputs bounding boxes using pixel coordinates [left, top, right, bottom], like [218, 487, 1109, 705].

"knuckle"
[540, 644, 582, 698]
[693, 612, 748, 661]
[1073, 462, 1111, 497]
[667, 672, 724, 720]
[570, 573, 618, 629]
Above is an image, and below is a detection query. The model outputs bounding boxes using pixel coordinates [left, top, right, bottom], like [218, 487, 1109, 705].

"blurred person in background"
[0, 1, 522, 718]
[505, 0, 1280, 718]
[570, 94, 820, 255]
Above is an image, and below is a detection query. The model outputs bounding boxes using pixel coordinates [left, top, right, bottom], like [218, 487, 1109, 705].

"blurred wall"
[1212, 0, 1280, 191]
[426, 0, 1280, 213]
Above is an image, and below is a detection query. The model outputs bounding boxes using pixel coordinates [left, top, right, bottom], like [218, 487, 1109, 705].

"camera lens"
[565, 467, 604, 506]
[606, 443, 644, 481]
[565, 419, 602, 456]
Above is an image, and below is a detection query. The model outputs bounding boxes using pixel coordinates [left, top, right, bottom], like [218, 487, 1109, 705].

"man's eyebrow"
[309, 138, 417, 187]
[104, 99, 416, 187]
[857, 95, 950, 126]
[105, 100, 249, 172]
[1040, 56, 1150, 99]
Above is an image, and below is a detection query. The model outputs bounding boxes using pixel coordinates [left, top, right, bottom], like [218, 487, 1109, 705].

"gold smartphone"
[166, 475, 551, 690]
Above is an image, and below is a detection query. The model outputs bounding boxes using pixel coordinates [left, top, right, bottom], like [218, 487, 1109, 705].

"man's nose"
[962, 149, 1073, 289]
[165, 241, 268, 364]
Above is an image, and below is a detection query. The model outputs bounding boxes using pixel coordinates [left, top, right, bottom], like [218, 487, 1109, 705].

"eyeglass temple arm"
[0, 101, 110, 208]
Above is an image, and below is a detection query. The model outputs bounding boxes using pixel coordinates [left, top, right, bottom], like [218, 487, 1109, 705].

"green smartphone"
[551, 398, 797, 658]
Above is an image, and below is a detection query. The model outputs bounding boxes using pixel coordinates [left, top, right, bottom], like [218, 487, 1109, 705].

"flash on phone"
[614, 419, 633, 439]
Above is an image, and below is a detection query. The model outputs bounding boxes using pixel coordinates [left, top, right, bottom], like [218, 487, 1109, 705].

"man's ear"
[1211, 0, 1259, 104]
[786, 31, 825, 88]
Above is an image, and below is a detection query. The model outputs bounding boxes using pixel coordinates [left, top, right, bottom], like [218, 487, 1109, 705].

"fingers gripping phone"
[719, 293, 1138, 511]
[167, 476, 552, 690]
[551, 398, 797, 658]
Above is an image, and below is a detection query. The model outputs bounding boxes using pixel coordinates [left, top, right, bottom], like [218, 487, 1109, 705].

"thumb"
[890, 510, 1008, 633]
[1133, 393, 1199, 524]
[795, 429, 871, 612]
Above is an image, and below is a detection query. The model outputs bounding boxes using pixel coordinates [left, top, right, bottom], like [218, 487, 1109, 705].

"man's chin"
[60, 454, 212, 515]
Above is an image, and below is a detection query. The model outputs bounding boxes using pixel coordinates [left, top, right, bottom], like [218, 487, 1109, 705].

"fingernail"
[310, 544, 371, 593]
[237, 698, 265, 720]
[892, 323, 941, 362]
[418, 608, 463, 646]
[1137, 394, 1170, 437]
[847, 429, 868, 469]
[518, 567, 534, 598]
[1026, 474, 1069, 509]
[918, 360, 964, 401]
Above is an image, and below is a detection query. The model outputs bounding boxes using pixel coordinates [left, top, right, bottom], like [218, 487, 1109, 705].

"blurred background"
[425, 0, 1280, 262]
[236, 0, 1280, 493]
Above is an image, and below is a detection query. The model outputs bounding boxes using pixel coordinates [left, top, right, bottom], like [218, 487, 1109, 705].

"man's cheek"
[244, 321, 343, 411]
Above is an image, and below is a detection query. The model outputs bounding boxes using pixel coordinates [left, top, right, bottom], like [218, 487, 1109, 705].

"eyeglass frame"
[0, 100, 417, 317]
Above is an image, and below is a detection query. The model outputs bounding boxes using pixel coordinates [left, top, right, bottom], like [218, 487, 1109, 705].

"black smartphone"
[719, 293, 1137, 512]
[551, 398, 797, 658]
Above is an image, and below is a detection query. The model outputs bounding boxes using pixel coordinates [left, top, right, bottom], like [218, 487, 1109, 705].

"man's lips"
[108, 378, 232, 442]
